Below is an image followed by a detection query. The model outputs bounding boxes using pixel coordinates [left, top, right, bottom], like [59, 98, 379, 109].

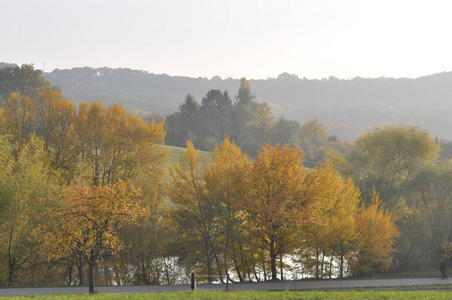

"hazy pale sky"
[2, 0, 452, 79]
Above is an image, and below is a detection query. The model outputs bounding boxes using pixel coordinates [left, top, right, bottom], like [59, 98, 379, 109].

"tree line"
[0, 88, 397, 289]
[39, 64, 452, 142]
[0, 64, 450, 292]
[165, 78, 349, 167]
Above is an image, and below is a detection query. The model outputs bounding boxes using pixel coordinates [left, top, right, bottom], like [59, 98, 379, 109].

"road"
[0, 277, 450, 296]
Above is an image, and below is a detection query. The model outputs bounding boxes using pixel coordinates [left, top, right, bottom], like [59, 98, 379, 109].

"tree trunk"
[240, 248, 248, 281]
[340, 252, 344, 278]
[270, 236, 278, 280]
[233, 256, 244, 282]
[67, 262, 73, 285]
[207, 262, 213, 284]
[262, 248, 267, 281]
[213, 250, 224, 283]
[329, 254, 334, 279]
[113, 267, 121, 286]
[103, 264, 111, 285]
[279, 254, 284, 280]
[77, 264, 84, 285]
[315, 246, 320, 279]
[88, 263, 95, 294]
[76, 255, 85, 285]
[320, 246, 326, 279]
[253, 264, 260, 282]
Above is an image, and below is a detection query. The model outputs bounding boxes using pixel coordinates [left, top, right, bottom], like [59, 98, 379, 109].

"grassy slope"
[164, 145, 211, 165]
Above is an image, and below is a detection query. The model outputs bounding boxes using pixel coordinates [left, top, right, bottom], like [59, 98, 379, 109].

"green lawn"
[3, 289, 452, 300]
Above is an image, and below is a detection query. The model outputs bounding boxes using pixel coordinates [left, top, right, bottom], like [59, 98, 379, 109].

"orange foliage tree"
[168, 140, 223, 283]
[298, 164, 361, 278]
[34, 180, 147, 294]
[35, 89, 77, 180]
[244, 143, 307, 280]
[74, 101, 167, 186]
[349, 193, 399, 275]
[203, 137, 252, 282]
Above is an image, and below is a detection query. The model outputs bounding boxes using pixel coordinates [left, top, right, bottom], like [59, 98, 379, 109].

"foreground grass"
[2, 290, 452, 300]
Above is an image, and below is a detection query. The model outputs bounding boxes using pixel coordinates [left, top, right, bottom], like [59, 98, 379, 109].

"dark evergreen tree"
[197, 90, 232, 149]
[0, 64, 52, 101]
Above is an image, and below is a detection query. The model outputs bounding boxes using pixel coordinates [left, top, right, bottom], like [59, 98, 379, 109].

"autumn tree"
[167, 141, 223, 283]
[115, 178, 169, 285]
[349, 194, 399, 275]
[203, 137, 252, 282]
[34, 180, 147, 294]
[0, 134, 59, 285]
[0, 108, 6, 134]
[297, 164, 360, 278]
[324, 125, 439, 272]
[1, 93, 37, 143]
[35, 89, 79, 183]
[244, 143, 306, 280]
[1, 88, 82, 184]
[0, 93, 167, 284]
[74, 102, 166, 186]
[114, 141, 170, 285]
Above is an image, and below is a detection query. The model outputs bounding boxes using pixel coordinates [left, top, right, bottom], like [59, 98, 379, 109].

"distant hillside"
[0, 62, 17, 69]
[4, 63, 452, 141]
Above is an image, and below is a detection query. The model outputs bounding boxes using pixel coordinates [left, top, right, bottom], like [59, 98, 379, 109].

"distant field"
[164, 145, 211, 164]
[3, 290, 452, 300]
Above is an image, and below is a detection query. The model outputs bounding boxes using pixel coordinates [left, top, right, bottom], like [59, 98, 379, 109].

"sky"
[2, 0, 452, 80]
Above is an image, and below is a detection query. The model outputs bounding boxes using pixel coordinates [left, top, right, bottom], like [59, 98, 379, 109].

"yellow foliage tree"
[204, 137, 252, 282]
[0, 135, 58, 285]
[2, 93, 37, 143]
[34, 180, 147, 294]
[0, 108, 6, 134]
[168, 140, 220, 282]
[245, 143, 306, 280]
[299, 164, 360, 278]
[350, 193, 399, 275]
[74, 102, 166, 186]
[36, 89, 78, 182]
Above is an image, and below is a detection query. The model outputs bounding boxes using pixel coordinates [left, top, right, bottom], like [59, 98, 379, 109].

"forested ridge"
[0, 64, 451, 293]
[31, 63, 452, 142]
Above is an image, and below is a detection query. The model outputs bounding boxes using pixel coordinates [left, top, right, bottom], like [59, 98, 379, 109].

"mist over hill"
[4, 64, 452, 141]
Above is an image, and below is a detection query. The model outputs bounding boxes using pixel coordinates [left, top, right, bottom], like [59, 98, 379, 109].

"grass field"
[2, 288, 452, 300]
[164, 145, 211, 164]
